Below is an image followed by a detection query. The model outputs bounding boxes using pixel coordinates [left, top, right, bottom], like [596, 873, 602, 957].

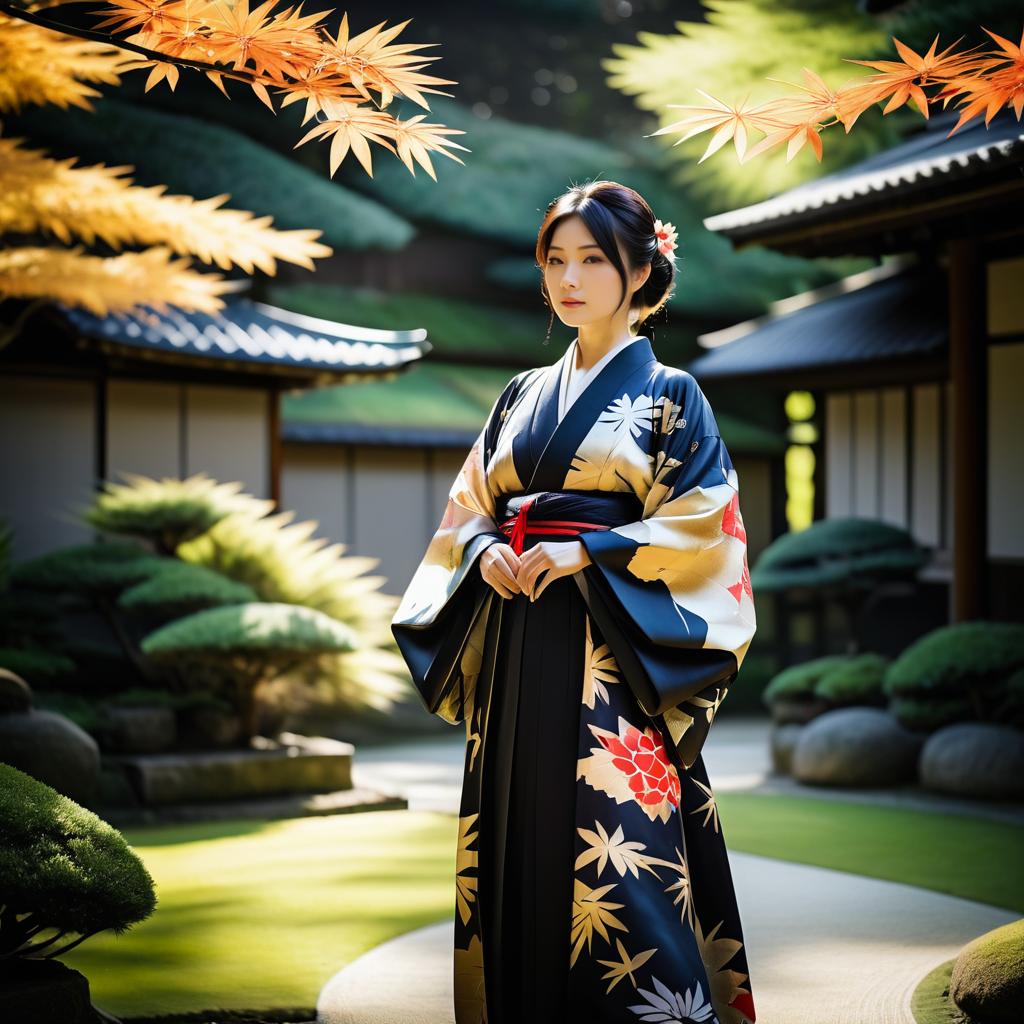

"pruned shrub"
[883, 621, 1024, 730]
[751, 517, 928, 592]
[0, 648, 75, 686]
[889, 696, 975, 734]
[141, 602, 358, 740]
[118, 561, 258, 619]
[814, 653, 889, 707]
[87, 474, 410, 719]
[762, 654, 851, 722]
[11, 542, 166, 600]
[0, 763, 156, 958]
[85, 472, 267, 555]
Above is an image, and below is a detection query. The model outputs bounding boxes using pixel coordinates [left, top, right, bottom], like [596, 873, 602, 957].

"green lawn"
[64, 811, 459, 1019]
[61, 794, 1024, 1019]
[718, 792, 1024, 914]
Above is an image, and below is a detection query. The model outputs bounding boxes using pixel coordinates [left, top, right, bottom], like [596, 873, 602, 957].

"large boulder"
[791, 707, 922, 787]
[0, 668, 32, 713]
[769, 722, 803, 774]
[950, 918, 1024, 1024]
[920, 723, 1024, 801]
[0, 709, 100, 804]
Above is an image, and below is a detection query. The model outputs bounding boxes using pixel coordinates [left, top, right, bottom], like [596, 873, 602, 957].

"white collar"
[558, 335, 643, 419]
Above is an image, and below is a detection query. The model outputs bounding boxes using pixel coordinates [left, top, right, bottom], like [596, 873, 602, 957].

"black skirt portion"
[476, 567, 586, 1024]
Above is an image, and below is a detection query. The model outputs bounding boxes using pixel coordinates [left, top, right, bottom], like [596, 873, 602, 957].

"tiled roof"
[686, 262, 946, 380]
[56, 296, 430, 379]
[704, 109, 1024, 237]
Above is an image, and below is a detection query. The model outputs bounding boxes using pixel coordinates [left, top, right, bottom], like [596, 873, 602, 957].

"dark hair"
[534, 179, 677, 344]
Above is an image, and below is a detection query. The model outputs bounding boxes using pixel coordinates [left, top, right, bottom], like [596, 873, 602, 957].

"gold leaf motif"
[575, 819, 667, 881]
[595, 937, 658, 993]
[582, 614, 621, 709]
[453, 934, 487, 1023]
[455, 814, 479, 926]
[694, 915, 752, 1024]
[689, 777, 720, 834]
[570, 877, 629, 967]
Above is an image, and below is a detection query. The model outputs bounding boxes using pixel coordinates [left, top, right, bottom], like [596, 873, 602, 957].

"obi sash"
[497, 489, 737, 720]
[497, 490, 643, 555]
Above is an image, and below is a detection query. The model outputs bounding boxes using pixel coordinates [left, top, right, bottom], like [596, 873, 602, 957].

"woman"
[392, 180, 757, 1024]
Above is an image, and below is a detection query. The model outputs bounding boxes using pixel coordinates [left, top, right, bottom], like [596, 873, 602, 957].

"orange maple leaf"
[934, 26, 1024, 134]
[837, 33, 986, 128]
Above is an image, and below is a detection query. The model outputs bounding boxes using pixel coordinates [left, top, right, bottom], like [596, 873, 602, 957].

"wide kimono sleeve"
[390, 373, 524, 724]
[575, 372, 756, 769]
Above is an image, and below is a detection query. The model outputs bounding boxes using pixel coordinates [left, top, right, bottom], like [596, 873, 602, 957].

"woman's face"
[542, 214, 649, 331]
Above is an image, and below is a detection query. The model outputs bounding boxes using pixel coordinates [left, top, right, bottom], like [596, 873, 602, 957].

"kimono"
[391, 335, 757, 1024]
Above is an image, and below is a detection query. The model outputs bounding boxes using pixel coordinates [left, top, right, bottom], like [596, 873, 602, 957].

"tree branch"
[0, 1, 294, 95]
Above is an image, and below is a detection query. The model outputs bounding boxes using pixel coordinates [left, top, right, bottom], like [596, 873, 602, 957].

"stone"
[177, 705, 242, 749]
[770, 722, 804, 774]
[950, 918, 1024, 1024]
[0, 668, 32, 713]
[920, 723, 1024, 801]
[0, 709, 100, 804]
[791, 707, 922, 787]
[115, 735, 355, 805]
[101, 705, 176, 754]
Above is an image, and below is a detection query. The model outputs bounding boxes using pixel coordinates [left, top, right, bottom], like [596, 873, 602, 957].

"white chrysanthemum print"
[600, 393, 658, 439]
[628, 974, 718, 1023]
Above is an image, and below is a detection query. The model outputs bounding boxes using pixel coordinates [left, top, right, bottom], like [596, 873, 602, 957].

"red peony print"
[599, 722, 681, 811]
[577, 717, 683, 824]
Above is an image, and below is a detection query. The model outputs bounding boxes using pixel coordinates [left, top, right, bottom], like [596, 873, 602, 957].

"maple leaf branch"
[0, 1, 317, 98]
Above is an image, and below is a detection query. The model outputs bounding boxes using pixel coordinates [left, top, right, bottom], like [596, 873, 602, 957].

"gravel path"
[316, 717, 1021, 1023]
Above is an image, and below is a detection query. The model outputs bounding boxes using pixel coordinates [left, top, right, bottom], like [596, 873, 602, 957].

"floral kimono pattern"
[392, 336, 757, 1024]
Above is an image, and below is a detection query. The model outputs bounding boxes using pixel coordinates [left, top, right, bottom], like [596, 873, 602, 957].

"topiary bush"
[0, 524, 75, 691]
[0, 762, 156, 958]
[85, 473, 268, 556]
[11, 542, 169, 685]
[10, 541, 167, 599]
[813, 653, 890, 708]
[87, 473, 410, 722]
[950, 917, 1024, 1023]
[118, 560, 258, 620]
[762, 654, 851, 723]
[884, 621, 1024, 732]
[888, 696, 975, 734]
[749, 517, 929, 654]
[0, 649, 75, 687]
[141, 602, 359, 741]
[750, 517, 928, 592]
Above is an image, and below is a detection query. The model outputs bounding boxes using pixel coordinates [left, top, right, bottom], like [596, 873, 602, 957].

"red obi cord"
[499, 497, 610, 556]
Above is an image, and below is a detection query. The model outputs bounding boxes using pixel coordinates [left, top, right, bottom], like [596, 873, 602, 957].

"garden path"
[314, 718, 1020, 1024]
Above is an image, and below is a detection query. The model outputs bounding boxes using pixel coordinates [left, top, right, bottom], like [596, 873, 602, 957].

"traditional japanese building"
[0, 297, 428, 561]
[691, 108, 1024, 624]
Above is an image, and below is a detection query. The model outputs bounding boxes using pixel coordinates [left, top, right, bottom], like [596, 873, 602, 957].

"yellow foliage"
[0, 13, 131, 113]
[0, 137, 332, 273]
[0, 246, 236, 316]
[0, 1, 466, 316]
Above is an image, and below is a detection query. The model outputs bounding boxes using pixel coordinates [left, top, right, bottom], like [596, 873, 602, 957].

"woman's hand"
[479, 542, 523, 599]
[517, 540, 592, 602]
